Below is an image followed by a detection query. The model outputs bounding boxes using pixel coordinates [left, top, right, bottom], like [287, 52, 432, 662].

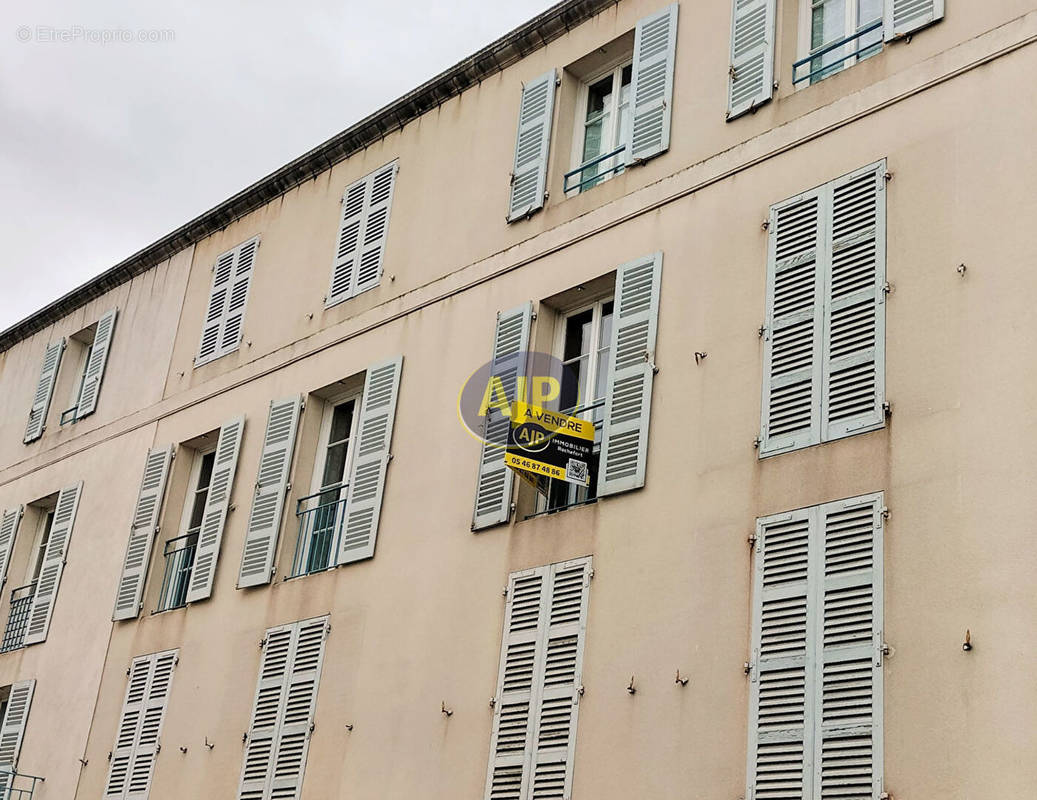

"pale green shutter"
[114, 447, 174, 621]
[186, 417, 245, 603]
[760, 189, 824, 456]
[0, 679, 35, 795]
[23, 482, 82, 645]
[197, 238, 258, 366]
[238, 625, 292, 800]
[338, 356, 403, 565]
[473, 302, 532, 530]
[76, 308, 118, 418]
[822, 162, 886, 443]
[239, 398, 302, 588]
[508, 71, 556, 222]
[24, 339, 64, 443]
[0, 507, 23, 589]
[629, 4, 679, 162]
[728, 0, 777, 120]
[598, 253, 662, 496]
[884, 0, 944, 40]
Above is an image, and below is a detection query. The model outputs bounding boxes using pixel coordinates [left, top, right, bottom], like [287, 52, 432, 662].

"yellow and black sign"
[505, 402, 594, 486]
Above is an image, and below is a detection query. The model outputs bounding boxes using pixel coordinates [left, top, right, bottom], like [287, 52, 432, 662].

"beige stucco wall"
[0, 2, 1035, 799]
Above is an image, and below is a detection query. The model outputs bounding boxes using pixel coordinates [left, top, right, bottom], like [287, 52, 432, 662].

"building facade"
[0, 1, 1034, 798]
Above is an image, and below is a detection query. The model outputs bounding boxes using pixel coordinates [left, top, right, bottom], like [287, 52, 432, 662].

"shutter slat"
[0, 507, 23, 589]
[0, 679, 35, 786]
[114, 448, 174, 621]
[24, 339, 64, 443]
[629, 4, 679, 161]
[23, 482, 82, 644]
[197, 238, 258, 366]
[238, 398, 302, 588]
[885, 0, 943, 40]
[728, 0, 776, 120]
[507, 71, 556, 222]
[186, 417, 246, 603]
[598, 253, 662, 496]
[473, 303, 532, 530]
[76, 308, 118, 418]
[337, 356, 403, 565]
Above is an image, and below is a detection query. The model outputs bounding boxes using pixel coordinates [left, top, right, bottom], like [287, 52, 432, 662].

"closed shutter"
[327, 162, 398, 307]
[822, 163, 886, 442]
[105, 650, 178, 800]
[186, 416, 246, 603]
[197, 237, 258, 366]
[761, 188, 825, 456]
[598, 253, 663, 497]
[24, 339, 64, 443]
[114, 448, 174, 621]
[76, 308, 118, 418]
[0, 680, 34, 778]
[473, 302, 532, 531]
[507, 70, 556, 222]
[338, 357, 403, 565]
[238, 616, 329, 800]
[629, 4, 679, 162]
[238, 398, 302, 588]
[484, 558, 591, 800]
[0, 507, 23, 588]
[728, 0, 777, 120]
[23, 482, 82, 645]
[884, 0, 943, 40]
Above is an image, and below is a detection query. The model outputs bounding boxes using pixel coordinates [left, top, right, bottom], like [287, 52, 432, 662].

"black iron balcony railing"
[564, 146, 627, 194]
[156, 531, 198, 612]
[291, 483, 348, 578]
[793, 19, 883, 85]
[0, 768, 45, 799]
[1, 583, 36, 654]
[525, 398, 606, 519]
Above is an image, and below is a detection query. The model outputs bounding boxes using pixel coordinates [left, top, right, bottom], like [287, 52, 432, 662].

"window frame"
[26, 507, 55, 586]
[568, 56, 633, 194]
[796, 0, 884, 86]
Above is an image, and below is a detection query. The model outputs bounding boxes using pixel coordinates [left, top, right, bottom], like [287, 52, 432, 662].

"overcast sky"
[0, 0, 557, 331]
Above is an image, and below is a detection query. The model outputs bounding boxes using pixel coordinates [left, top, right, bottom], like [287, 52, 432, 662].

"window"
[156, 447, 215, 612]
[22, 483, 81, 646]
[571, 64, 632, 193]
[0, 680, 35, 790]
[0, 504, 50, 654]
[60, 308, 118, 425]
[291, 395, 360, 577]
[196, 237, 257, 366]
[747, 494, 884, 799]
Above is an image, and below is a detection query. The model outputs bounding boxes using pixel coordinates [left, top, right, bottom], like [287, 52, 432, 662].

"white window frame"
[796, 0, 884, 86]
[25, 506, 55, 586]
[568, 57, 633, 194]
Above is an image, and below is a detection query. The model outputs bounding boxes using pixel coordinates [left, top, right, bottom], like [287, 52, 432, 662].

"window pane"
[586, 75, 613, 119]
[322, 442, 349, 489]
[329, 401, 355, 445]
[858, 0, 883, 58]
[593, 302, 615, 405]
[197, 451, 216, 490]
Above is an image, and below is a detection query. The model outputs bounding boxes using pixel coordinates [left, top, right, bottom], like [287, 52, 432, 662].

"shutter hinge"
[753, 436, 762, 449]
[728, 64, 736, 79]
[242, 731, 249, 743]
[309, 723, 315, 735]
[588, 568, 594, 580]
[743, 661, 754, 676]
[882, 281, 892, 295]
[489, 697, 497, 708]
[761, 219, 770, 231]
[502, 585, 508, 597]
[758, 324, 766, 337]
[881, 506, 890, 520]
[882, 402, 892, 417]
[747, 533, 758, 551]
[108, 751, 113, 762]
[884, 171, 894, 182]
[259, 638, 266, 649]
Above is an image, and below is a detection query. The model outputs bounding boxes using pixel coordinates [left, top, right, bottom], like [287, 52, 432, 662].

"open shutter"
[76, 308, 118, 418]
[338, 357, 402, 565]
[239, 398, 302, 588]
[328, 163, 398, 306]
[629, 4, 679, 162]
[114, 448, 173, 621]
[238, 625, 292, 800]
[0, 507, 23, 588]
[507, 70, 556, 222]
[186, 417, 245, 603]
[822, 162, 886, 443]
[747, 508, 816, 800]
[0, 679, 34, 793]
[884, 0, 943, 40]
[815, 495, 883, 800]
[728, 0, 776, 120]
[598, 253, 663, 496]
[761, 189, 825, 456]
[24, 339, 64, 443]
[197, 238, 257, 366]
[473, 302, 532, 530]
[23, 482, 81, 645]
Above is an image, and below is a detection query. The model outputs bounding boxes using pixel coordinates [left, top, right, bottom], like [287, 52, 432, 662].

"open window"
[1, 498, 55, 653]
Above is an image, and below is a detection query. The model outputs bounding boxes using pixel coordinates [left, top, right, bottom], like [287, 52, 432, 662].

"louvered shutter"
[328, 162, 398, 307]
[507, 70, 556, 222]
[822, 163, 886, 442]
[338, 357, 403, 565]
[0, 507, 23, 588]
[106, 650, 178, 800]
[197, 237, 258, 366]
[815, 495, 883, 800]
[747, 508, 815, 800]
[629, 4, 679, 162]
[24, 339, 64, 443]
[761, 189, 825, 456]
[238, 398, 302, 588]
[728, 0, 776, 120]
[0, 679, 34, 793]
[186, 417, 245, 603]
[23, 482, 81, 645]
[114, 448, 174, 621]
[76, 308, 118, 418]
[884, 0, 943, 40]
[238, 617, 329, 800]
[598, 253, 663, 496]
[473, 302, 532, 531]
[198, 249, 235, 364]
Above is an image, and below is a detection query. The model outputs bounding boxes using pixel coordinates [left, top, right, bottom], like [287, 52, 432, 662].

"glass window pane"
[197, 451, 216, 491]
[322, 442, 349, 489]
[586, 76, 613, 119]
[329, 401, 355, 445]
